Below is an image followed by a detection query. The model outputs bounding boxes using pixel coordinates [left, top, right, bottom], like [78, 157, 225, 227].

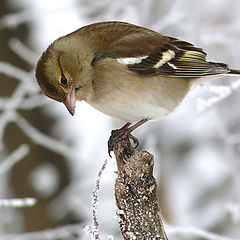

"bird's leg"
[108, 119, 148, 157]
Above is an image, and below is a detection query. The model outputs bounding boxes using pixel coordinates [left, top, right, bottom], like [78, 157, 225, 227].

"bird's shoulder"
[79, 21, 169, 57]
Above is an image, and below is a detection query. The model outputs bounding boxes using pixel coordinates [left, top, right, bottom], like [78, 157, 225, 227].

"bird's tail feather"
[228, 69, 240, 76]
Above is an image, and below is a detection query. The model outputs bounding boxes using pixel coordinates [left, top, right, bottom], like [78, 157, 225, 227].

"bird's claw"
[108, 128, 139, 157]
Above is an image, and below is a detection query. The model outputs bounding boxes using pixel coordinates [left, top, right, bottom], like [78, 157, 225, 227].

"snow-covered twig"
[0, 223, 83, 240]
[0, 144, 29, 175]
[9, 38, 39, 65]
[0, 198, 36, 208]
[84, 159, 108, 240]
[15, 113, 77, 159]
[0, 61, 30, 82]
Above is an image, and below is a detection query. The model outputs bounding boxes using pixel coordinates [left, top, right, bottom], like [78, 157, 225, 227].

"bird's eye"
[61, 75, 68, 85]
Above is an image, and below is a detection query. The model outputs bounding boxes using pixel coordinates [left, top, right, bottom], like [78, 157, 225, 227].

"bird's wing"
[126, 37, 230, 77]
[88, 22, 229, 77]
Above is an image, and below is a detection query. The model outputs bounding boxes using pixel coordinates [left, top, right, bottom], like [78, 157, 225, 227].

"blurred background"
[0, 0, 240, 239]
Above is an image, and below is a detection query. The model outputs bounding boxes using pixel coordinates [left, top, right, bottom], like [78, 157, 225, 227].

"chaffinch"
[35, 21, 240, 155]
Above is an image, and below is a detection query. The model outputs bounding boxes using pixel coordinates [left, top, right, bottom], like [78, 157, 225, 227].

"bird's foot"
[108, 123, 139, 157]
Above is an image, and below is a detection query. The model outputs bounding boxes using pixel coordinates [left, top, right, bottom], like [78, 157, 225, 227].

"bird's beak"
[63, 89, 76, 116]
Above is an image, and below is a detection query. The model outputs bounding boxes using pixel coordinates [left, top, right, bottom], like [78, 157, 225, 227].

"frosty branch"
[113, 138, 168, 240]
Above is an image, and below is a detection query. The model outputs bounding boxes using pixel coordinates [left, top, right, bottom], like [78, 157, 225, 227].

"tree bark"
[113, 138, 168, 240]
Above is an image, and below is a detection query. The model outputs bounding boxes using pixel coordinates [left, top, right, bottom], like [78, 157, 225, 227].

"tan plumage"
[36, 21, 240, 123]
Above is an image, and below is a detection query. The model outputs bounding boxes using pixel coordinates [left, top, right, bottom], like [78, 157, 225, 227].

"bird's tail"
[228, 69, 240, 76]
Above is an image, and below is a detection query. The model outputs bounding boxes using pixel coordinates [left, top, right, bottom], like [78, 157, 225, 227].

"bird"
[35, 21, 240, 156]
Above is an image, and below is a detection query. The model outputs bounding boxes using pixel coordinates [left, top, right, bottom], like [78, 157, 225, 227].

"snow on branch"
[0, 10, 41, 30]
[9, 38, 39, 65]
[0, 198, 36, 208]
[113, 138, 168, 240]
[15, 112, 78, 159]
[0, 61, 31, 82]
[0, 223, 83, 240]
[0, 144, 29, 175]
[84, 159, 108, 240]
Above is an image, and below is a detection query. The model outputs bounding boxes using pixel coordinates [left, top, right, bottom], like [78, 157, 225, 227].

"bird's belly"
[87, 90, 173, 123]
[89, 99, 170, 122]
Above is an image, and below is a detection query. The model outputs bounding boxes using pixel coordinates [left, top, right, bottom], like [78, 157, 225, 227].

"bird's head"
[36, 46, 80, 115]
[35, 38, 94, 116]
